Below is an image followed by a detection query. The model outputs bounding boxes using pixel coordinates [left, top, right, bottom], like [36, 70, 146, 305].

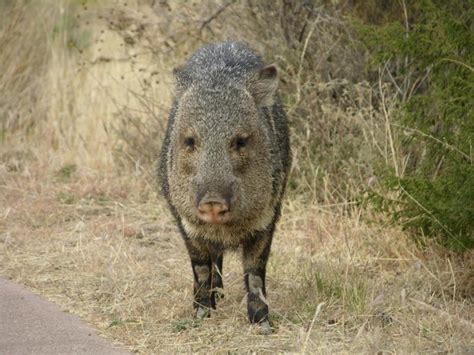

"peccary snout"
[197, 194, 231, 224]
[196, 179, 233, 224]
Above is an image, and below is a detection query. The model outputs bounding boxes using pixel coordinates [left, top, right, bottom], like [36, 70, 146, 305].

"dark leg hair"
[242, 226, 274, 324]
[211, 251, 224, 300]
[184, 238, 214, 317]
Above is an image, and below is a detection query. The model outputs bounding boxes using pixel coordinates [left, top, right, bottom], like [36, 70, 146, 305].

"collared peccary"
[159, 42, 291, 333]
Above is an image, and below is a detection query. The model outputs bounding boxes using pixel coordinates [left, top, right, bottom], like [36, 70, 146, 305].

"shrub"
[360, 0, 474, 250]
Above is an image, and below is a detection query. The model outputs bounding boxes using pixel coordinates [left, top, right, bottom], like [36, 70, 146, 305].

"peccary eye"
[184, 137, 195, 149]
[234, 137, 248, 150]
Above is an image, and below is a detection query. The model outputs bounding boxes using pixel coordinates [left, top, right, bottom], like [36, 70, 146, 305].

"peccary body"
[159, 42, 291, 330]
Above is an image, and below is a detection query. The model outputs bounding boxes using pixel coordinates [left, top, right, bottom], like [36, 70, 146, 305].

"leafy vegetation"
[359, 0, 474, 250]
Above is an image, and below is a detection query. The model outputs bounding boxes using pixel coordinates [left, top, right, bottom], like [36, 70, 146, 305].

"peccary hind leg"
[242, 228, 274, 333]
[212, 252, 224, 299]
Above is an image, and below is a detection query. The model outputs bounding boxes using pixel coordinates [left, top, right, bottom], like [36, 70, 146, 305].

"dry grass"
[0, 0, 473, 353]
[0, 1, 55, 135]
[1, 153, 473, 353]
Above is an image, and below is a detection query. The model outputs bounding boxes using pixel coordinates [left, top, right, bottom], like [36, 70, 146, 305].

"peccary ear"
[248, 64, 278, 107]
[173, 65, 190, 96]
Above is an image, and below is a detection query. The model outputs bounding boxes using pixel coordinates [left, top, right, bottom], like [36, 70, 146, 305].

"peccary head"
[167, 60, 279, 231]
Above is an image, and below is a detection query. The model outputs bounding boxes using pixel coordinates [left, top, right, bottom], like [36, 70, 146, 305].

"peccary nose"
[197, 197, 231, 224]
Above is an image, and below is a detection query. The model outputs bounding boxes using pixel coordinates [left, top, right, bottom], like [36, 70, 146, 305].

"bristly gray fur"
[175, 42, 263, 90]
[158, 41, 291, 328]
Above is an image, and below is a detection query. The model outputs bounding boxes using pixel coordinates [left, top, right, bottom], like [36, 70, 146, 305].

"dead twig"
[199, 1, 234, 34]
[301, 302, 325, 354]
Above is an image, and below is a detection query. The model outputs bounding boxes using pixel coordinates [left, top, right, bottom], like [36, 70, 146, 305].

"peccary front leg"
[242, 229, 274, 333]
[185, 239, 214, 318]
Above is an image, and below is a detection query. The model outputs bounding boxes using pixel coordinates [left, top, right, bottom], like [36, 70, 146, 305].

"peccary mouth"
[196, 208, 232, 225]
[196, 194, 232, 224]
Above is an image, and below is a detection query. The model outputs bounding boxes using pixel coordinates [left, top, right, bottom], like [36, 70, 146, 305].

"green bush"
[360, 0, 474, 250]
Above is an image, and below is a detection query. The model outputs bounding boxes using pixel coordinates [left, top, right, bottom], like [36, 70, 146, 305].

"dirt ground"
[1, 155, 472, 353]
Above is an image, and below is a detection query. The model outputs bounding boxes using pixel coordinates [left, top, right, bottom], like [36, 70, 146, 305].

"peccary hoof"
[196, 306, 210, 319]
